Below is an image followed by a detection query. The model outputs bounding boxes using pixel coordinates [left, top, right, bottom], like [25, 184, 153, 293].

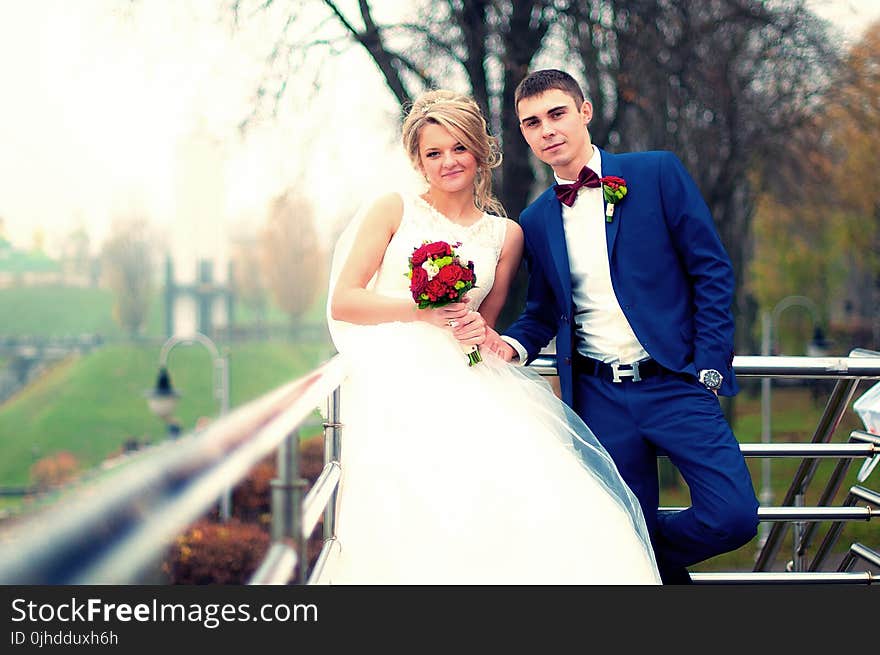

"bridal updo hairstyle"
[402, 89, 506, 217]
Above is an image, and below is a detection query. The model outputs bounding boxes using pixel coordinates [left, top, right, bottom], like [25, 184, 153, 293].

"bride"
[324, 89, 661, 584]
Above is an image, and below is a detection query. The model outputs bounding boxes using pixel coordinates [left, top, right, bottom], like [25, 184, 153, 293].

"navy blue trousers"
[573, 369, 759, 582]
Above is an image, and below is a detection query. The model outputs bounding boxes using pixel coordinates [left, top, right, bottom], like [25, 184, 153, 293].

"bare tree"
[60, 226, 93, 286]
[260, 191, 323, 328]
[230, 231, 270, 329]
[233, 0, 836, 338]
[101, 217, 155, 338]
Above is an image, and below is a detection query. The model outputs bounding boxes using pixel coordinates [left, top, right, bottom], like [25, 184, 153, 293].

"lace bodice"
[371, 193, 508, 311]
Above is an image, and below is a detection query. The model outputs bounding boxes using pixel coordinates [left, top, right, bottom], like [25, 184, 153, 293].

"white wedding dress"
[323, 192, 661, 584]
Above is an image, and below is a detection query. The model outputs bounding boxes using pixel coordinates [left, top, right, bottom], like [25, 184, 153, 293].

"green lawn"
[0, 285, 327, 338]
[0, 285, 162, 337]
[0, 340, 330, 486]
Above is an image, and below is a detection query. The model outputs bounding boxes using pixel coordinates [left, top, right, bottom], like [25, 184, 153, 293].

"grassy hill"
[0, 340, 331, 486]
[0, 285, 328, 338]
[0, 286, 162, 337]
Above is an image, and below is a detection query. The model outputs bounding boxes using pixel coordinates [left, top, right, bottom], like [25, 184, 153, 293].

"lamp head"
[146, 366, 180, 421]
[807, 326, 831, 357]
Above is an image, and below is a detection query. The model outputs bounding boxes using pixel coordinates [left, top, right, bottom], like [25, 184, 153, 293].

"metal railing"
[0, 356, 347, 584]
[0, 350, 878, 585]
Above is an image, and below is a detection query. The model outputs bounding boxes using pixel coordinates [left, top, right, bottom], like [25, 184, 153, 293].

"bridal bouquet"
[407, 240, 482, 366]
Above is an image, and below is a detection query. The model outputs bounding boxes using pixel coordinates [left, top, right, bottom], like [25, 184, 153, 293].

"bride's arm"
[473, 219, 524, 328]
[330, 193, 470, 327]
[451, 219, 524, 346]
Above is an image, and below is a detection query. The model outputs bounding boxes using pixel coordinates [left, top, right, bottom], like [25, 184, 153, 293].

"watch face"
[702, 370, 722, 389]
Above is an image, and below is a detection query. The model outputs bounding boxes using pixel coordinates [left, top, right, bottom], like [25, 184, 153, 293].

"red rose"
[423, 241, 452, 259]
[436, 264, 463, 285]
[425, 278, 448, 301]
[410, 266, 428, 300]
[459, 265, 475, 283]
[600, 175, 625, 189]
[411, 244, 431, 266]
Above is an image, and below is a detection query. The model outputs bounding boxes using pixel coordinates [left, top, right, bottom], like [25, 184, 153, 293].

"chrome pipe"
[527, 353, 880, 378]
[838, 543, 880, 572]
[754, 377, 861, 571]
[795, 433, 880, 562]
[248, 542, 298, 585]
[272, 428, 309, 584]
[302, 462, 341, 540]
[731, 355, 880, 378]
[323, 386, 342, 541]
[307, 538, 342, 585]
[809, 486, 879, 571]
[660, 506, 877, 521]
[0, 356, 349, 584]
[738, 443, 877, 457]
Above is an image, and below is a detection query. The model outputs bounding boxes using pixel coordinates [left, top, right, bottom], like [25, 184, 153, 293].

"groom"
[489, 69, 759, 583]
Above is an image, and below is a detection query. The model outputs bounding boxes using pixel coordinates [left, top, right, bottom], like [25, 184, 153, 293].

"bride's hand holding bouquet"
[407, 240, 485, 366]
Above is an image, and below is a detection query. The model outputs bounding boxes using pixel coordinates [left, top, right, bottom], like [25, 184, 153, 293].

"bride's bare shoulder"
[361, 192, 405, 232]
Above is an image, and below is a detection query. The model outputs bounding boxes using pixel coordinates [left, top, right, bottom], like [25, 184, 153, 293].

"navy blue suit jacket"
[505, 148, 738, 405]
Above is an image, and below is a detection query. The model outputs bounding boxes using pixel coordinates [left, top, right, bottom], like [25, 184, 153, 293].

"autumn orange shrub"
[163, 518, 271, 584]
[30, 451, 80, 489]
[166, 435, 327, 584]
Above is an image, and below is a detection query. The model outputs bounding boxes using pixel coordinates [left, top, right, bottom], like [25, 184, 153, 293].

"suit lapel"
[540, 191, 572, 306]
[600, 149, 624, 258]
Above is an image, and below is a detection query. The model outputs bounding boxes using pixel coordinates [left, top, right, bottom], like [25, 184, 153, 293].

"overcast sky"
[0, 0, 877, 259]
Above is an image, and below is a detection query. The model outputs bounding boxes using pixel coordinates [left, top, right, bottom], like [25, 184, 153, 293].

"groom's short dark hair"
[515, 69, 585, 111]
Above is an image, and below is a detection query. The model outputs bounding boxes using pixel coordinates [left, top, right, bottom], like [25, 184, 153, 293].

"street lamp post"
[146, 332, 231, 520]
[758, 295, 821, 550]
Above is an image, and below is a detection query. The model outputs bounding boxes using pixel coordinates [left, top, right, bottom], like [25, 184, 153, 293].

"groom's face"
[517, 89, 593, 180]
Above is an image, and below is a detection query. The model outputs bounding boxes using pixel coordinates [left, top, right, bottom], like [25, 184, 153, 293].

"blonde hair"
[401, 90, 506, 217]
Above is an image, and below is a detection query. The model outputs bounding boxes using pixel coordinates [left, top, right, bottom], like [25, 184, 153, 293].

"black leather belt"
[573, 353, 666, 383]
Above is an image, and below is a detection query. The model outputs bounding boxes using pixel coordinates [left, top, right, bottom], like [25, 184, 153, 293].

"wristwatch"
[699, 369, 723, 391]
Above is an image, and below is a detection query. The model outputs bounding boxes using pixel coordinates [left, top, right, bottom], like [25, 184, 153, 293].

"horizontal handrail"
[302, 462, 341, 539]
[0, 355, 349, 584]
[527, 352, 880, 379]
[659, 506, 879, 521]
[738, 443, 877, 457]
[307, 538, 342, 585]
[248, 542, 298, 585]
[2, 348, 877, 585]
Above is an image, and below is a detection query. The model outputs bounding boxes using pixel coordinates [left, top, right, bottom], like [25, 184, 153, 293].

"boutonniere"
[600, 176, 627, 223]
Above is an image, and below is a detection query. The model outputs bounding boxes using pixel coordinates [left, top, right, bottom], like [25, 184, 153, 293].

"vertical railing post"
[272, 428, 309, 584]
[791, 493, 806, 571]
[759, 311, 773, 552]
[323, 387, 342, 541]
[218, 351, 231, 522]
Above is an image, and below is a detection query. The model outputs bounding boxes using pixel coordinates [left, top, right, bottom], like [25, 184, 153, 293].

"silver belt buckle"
[611, 361, 641, 383]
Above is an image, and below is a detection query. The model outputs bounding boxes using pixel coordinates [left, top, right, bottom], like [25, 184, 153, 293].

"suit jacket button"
[564, 356, 572, 365]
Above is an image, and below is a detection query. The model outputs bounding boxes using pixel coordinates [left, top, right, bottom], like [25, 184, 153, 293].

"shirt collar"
[554, 145, 602, 185]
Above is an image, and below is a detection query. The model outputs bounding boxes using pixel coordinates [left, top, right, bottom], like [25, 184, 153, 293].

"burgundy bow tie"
[554, 166, 601, 207]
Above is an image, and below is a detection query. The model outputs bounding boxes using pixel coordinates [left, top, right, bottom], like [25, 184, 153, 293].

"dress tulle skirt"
[321, 321, 661, 584]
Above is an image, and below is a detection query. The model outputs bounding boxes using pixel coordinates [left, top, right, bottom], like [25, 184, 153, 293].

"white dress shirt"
[505, 146, 648, 365]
